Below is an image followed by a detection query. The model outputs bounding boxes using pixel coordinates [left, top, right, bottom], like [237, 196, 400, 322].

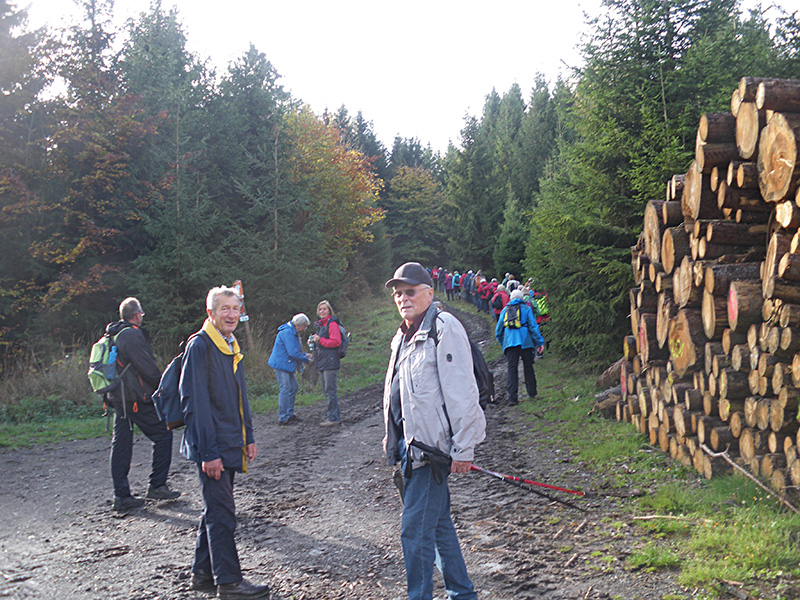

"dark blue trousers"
[193, 466, 242, 585]
[110, 401, 173, 498]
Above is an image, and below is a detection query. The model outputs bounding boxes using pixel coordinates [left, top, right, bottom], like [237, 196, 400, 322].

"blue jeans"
[399, 441, 476, 600]
[319, 369, 340, 422]
[273, 368, 298, 423]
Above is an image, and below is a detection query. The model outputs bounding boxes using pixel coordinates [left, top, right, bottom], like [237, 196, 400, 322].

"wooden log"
[704, 454, 733, 479]
[756, 79, 800, 112]
[719, 397, 746, 421]
[704, 390, 719, 416]
[740, 426, 768, 460]
[643, 200, 666, 263]
[737, 161, 759, 188]
[697, 416, 724, 444]
[735, 101, 763, 160]
[728, 280, 763, 333]
[669, 174, 686, 202]
[731, 344, 751, 372]
[776, 200, 800, 229]
[720, 368, 751, 401]
[675, 256, 702, 308]
[710, 426, 737, 452]
[770, 468, 791, 497]
[791, 455, 800, 487]
[744, 396, 759, 427]
[699, 112, 736, 143]
[597, 357, 627, 390]
[761, 453, 787, 479]
[684, 161, 721, 221]
[766, 326, 782, 355]
[685, 388, 703, 412]
[668, 308, 706, 377]
[765, 278, 800, 304]
[716, 180, 768, 211]
[763, 230, 794, 295]
[756, 397, 773, 430]
[696, 137, 739, 173]
[723, 328, 748, 355]
[662, 200, 683, 227]
[780, 327, 800, 357]
[773, 362, 787, 394]
[706, 221, 768, 247]
[702, 289, 728, 340]
[656, 293, 675, 349]
[661, 226, 691, 275]
[704, 262, 761, 297]
[758, 112, 800, 203]
[779, 304, 800, 328]
[730, 410, 746, 437]
[748, 323, 761, 354]
[655, 271, 672, 294]
[778, 252, 800, 281]
[623, 335, 637, 362]
[735, 209, 772, 224]
[712, 352, 731, 378]
[731, 88, 743, 118]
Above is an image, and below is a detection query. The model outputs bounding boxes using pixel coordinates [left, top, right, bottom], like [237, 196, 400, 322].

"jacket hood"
[106, 320, 133, 336]
[507, 298, 525, 306]
[277, 321, 295, 333]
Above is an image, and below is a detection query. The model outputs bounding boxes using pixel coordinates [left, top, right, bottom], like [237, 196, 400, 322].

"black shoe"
[506, 400, 518, 406]
[146, 484, 181, 500]
[112, 495, 144, 512]
[217, 579, 270, 599]
[190, 572, 215, 592]
[278, 415, 300, 426]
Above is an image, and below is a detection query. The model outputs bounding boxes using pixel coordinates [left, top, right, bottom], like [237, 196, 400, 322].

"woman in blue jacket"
[268, 313, 312, 425]
[495, 290, 545, 405]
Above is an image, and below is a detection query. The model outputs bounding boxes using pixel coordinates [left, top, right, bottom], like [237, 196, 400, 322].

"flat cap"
[385, 262, 434, 288]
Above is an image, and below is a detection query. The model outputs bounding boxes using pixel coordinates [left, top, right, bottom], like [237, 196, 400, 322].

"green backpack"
[87, 329, 129, 394]
[503, 304, 522, 329]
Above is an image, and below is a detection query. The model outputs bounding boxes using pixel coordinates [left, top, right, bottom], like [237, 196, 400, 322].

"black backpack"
[491, 294, 503, 310]
[428, 312, 495, 409]
[152, 332, 211, 430]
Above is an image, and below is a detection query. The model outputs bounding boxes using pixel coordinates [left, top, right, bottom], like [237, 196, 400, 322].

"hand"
[202, 458, 224, 480]
[451, 460, 472, 474]
[312, 334, 320, 343]
[536, 345, 544, 355]
[246, 443, 257, 462]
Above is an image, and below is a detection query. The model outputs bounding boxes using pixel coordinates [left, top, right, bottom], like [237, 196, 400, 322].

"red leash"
[471, 464, 586, 497]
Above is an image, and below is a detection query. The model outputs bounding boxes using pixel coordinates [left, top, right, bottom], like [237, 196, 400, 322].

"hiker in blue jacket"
[495, 289, 545, 406]
[268, 313, 312, 425]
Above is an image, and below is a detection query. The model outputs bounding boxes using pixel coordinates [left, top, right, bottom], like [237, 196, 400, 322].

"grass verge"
[525, 355, 800, 598]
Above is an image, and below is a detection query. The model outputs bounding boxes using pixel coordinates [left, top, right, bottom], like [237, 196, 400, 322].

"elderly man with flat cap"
[382, 261, 485, 600]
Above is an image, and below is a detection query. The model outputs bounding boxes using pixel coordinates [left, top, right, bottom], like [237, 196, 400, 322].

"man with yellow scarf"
[179, 286, 270, 599]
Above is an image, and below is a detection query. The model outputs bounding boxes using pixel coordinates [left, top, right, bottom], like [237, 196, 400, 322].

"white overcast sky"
[23, 0, 799, 154]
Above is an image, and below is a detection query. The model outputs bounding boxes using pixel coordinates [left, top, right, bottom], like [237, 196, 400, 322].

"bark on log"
[740, 426, 768, 460]
[779, 304, 800, 328]
[699, 112, 736, 143]
[705, 221, 768, 246]
[731, 344, 751, 372]
[668, 308, 706, 377]
[756, 79, 800, 112]
[776, 200, 800, 229]
[704, 262, 761, 296]
[728, 280, 763, 333]
[684, 161, 721, 220]
[662, 200, 683, 226]
[758, 112, 800, 203]
[597, 357, 628, 390]
[656, 293, 675, 349]
[643, 200, 666, 263]
[780, 327, 800, 356]
[723, 329, 748, 355]
[737, 161, 759, 189]
[720, 368, 751, 401]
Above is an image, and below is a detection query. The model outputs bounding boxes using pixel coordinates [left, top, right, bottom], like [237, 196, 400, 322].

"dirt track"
[0, 304, 693, 600]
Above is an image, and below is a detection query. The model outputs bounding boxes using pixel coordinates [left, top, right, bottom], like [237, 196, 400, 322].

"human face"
[317, 303, 330, 319]
[393, 284, 433, 325]
[207, 295, 241, 337]
[296, 322, 307, 333]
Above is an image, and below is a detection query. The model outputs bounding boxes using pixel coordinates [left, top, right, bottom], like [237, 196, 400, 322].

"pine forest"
[2, 0, 800, 362]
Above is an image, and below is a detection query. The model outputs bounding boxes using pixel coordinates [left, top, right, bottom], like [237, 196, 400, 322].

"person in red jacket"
[490, 284, 510, 321]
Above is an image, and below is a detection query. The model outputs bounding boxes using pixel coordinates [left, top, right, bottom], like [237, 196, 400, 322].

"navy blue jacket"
[179, 333, 255, 470]
[268, 321, 310, 373]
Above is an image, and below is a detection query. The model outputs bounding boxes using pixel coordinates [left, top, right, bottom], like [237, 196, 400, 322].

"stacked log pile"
[605, 77, 800, 500]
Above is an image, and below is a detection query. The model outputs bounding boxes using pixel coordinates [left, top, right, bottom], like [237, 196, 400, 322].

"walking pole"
[471, 465, 588, 512]
[471, 464, 586, 496]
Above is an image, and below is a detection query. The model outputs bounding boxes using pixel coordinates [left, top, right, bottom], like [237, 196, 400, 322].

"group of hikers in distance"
[89, 259, 549, 600]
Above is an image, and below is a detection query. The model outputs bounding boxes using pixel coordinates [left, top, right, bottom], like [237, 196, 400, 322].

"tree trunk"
[735, 101, 765, 160]
[702, 289, 728, 339]
[699, 112, 736, 143]
[661, 226, 691, 275]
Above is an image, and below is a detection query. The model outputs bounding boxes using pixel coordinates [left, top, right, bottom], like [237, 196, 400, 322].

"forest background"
[2, 0, 800, 369]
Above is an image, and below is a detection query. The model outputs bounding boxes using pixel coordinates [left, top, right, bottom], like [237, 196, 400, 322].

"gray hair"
[510, 289, 524, 301]
[206, 286, 240, 312]
[119, 297, 143, 321]
[291, 313, 310, 328]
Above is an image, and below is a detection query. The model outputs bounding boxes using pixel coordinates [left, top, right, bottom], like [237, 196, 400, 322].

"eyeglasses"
[392, 286, 430, 299]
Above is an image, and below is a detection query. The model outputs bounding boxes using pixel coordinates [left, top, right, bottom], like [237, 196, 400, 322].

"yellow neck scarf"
[201, 318, 248, 473]
[202, 318, 243, 373]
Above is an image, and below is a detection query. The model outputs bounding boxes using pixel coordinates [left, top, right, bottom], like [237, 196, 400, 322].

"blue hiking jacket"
[495, 298, 545, 350]
[268, 321, 310, 373]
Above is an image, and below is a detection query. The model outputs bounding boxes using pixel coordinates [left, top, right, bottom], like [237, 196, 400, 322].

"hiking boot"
[319, 419, 341, 427]
[217, 578, 270, 599]
[112, 495, 144, 512]
[190, 572, 215, 592]
[146, 484, 181, 500]
[278, 415, 300, 426]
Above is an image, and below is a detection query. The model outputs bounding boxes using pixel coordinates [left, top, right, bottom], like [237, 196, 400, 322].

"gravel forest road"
[0, 304, 692, 600]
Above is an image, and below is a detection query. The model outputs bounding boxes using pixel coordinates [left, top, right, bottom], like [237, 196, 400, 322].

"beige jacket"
[383, 305, 486, 467]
